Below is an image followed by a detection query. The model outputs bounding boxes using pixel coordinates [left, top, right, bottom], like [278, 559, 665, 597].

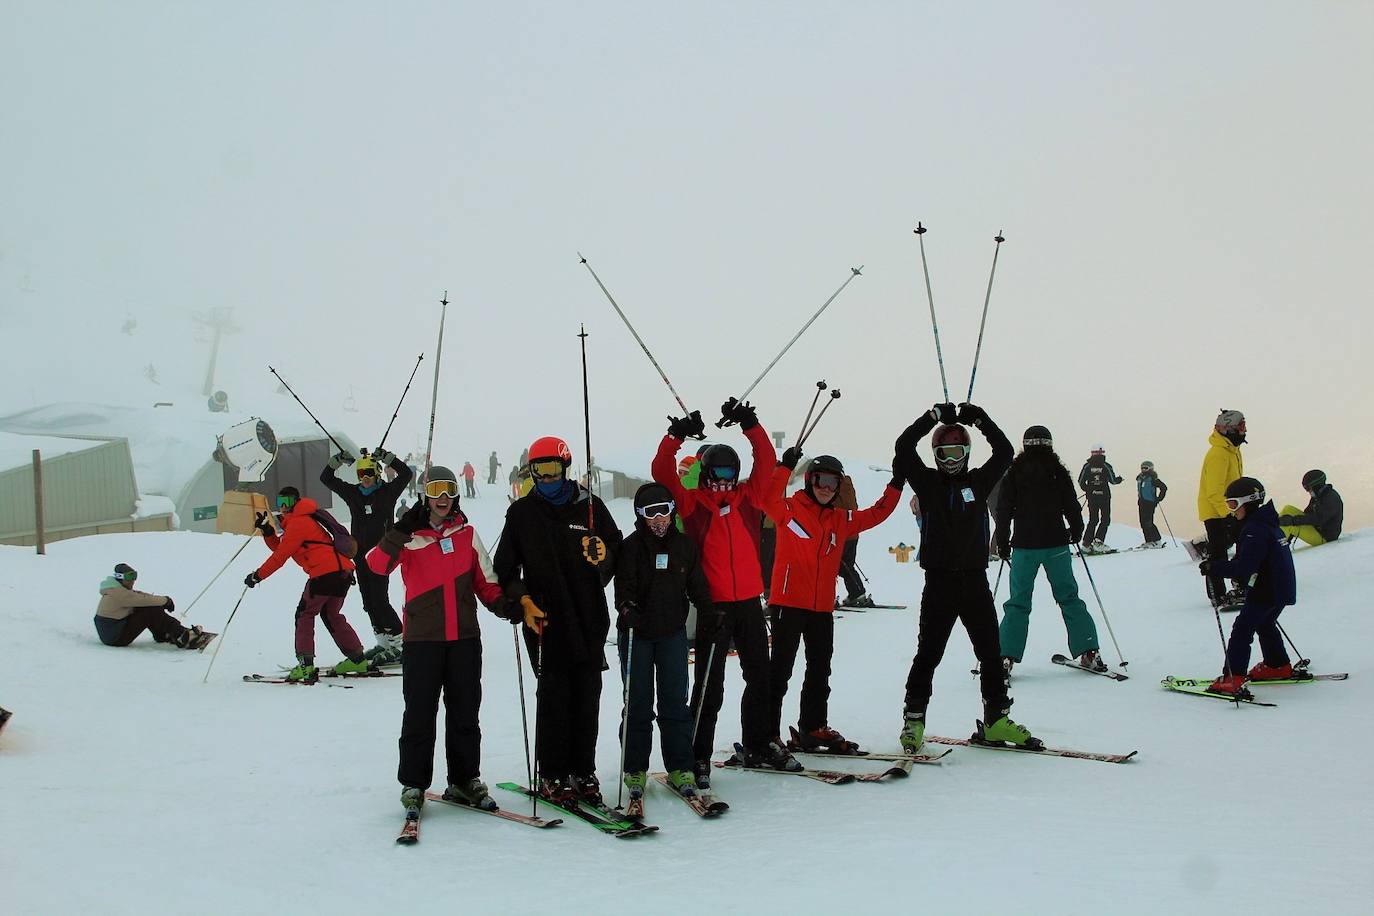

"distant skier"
[1135, 460, 1169, 548]
[993, 426, 1104, 674]
[1278, 470, 1344, 546]
[1198, 409, 1247, 609]
[461, 461, 477, 498]
[320, 448, 413, 665]
[892, 402, 1041, 752]
[1077, 445, 1122, 552]
[487, 451, 501, 485]
[1198, 477, 1298, 696]
[94, 563, 211, 650]
[833, 472, 877, 608]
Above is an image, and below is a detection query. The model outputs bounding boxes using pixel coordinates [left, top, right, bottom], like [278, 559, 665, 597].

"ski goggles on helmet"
[1225, 492, 1263, 512]
[636, 500, 675, 520]
[705, 465, 737, 481]
[114, 569, 137, 582]
[276, 494, 298, 510]
[424, 478, 460, 499]
[357, 466, 377, 478]
[809, 472, 842, 491]
[934, 444, 969, 464]
[529, 458, 566, 481]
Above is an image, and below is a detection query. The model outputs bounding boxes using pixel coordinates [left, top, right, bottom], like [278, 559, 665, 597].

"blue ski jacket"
[1210, 502, 1296, 607]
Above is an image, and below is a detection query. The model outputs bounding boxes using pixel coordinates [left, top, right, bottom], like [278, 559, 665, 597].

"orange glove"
[520, 596, 546, 635]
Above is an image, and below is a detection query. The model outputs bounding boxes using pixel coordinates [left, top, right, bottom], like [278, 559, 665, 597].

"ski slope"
[2, 466, 1370, 915]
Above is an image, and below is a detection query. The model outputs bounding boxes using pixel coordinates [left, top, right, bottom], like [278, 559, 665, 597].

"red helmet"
[931, 424, 971, 473]
[527, 436, 572, 466]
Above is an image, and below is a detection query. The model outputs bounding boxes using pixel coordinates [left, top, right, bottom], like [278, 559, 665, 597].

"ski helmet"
[355, 454, 380, 478]
[113, 562, 137, 583]
[931, 424, 971, 474]
[1223, 476, 1265, 513]
[1301, 469, 1326, 492]
[700, 444, 741, 489]
[527, 436, 572, 479]
[1022, 425, 1052, 449]
[1140, 460, 1155, 472]
[421, 465, 460, 500]
[1215, 409, 1246, 433]
[633, 482, 675, 523]
[676, 455, 698, 478]
[804, 455, 845, 501]
[1091, 444, 1106, 457]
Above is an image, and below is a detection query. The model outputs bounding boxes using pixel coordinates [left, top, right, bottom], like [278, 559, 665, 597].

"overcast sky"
[3, 1, 1370, 532]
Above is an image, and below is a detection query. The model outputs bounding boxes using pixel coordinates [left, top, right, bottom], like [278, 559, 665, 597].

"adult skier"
[1077, 445, 1122, 552]
[892, 402, 1042, 752]
[613, 483, 713, 800]
[487, 451, 501, 485]
[244, 486, 373, 682]
[1136, 460, 1169, 547]
[94, 563, 211, 650]
[320, 448, 412, 665]
[1198, 409, 1247, 608]
[763, 450, 901, 751]
[1198, 477, 1297, 696]
[493, 437, 621, 804]
[366, 465, 506, 816]
[651, 399, 799, 781]
[461, 461, 477, 498]
[1278, 470, 1344, 546]
[993, 426, 1103, 674]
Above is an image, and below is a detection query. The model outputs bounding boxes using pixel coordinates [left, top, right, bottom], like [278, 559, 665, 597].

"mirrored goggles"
[530, 458, 565, 480]
[114, 570, 137, 582]
[1224, 493, 1262, 512]
[810, 472, 842, 491]
[636, 500, 675, 520]
[706, 465, 737, 481]
[935, 444, 969, 463]
[424, 479, 460, 499]
[276, 494, 298, 510]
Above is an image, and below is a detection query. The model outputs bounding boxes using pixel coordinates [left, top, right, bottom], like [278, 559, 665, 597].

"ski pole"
[578, 254, 699, 428]
[1209, 595, 1240, 707]
[180, 535, 252, 619]
[690, 640, 719, 748]
[797, 389, 841, 449]
[1074, 545, 1128, 669]
[201, 585, 249, 684]
[616, 627, 634, 810]
[965, 230, 1005, 402]
[532, 630, 543, 816]
[578, 324, 595, 535]
[512, 624, 533, 802]
[268, 367, 351, 459]
[1159, 506, 1180, 548]
[1277, 623, 1309, 669]
[913, 223, 949, 403]
[424, 292, 448, 475]
[992, 558, 1006, 599]
[376, 353, 424, 451]
[798, 380, 827, 445]
[717, 266, 864, 427]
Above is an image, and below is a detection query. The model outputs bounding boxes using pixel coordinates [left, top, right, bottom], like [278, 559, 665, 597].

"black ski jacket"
[320, 455, 413, 550]
[994, 452, 1084, 552]
[614, 523, 713, 641]
[894, 413, 1013, 571]
[1078, 457, 1122, 500]
[493, 484, 623, 668]
[1280, 484, 1343, 542]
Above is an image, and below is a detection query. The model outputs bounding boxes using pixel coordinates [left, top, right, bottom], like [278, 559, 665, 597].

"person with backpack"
[366, 465, 508, 816]
[493, 436, 622, 805]
[461, 461, 478, 498]
[244, 486, 373, 683]
[1278, 470, 1344, 546]
[762, 451, 902, 752]
[993, 426, 1103, 674]
[1198, 409, 1247, 609]
[1135, 460, 1169, 548]
[892, 402, 1042, 753]
[1077, 445, 1122, 552]
[321, 448, 413, 666]
[94, 563, 213, 650]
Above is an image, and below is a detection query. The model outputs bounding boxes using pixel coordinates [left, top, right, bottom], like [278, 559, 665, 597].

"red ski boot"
[1247, 662, 1294, 681]
[1206, 673, 1249, 697]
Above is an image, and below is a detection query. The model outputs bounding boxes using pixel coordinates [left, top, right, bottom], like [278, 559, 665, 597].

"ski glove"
[720, 397, 759, 430]
[1197, 560, 1212, 577]
[328, 452, 351, 470]
[244, 571, 262, 588]
[934, 402, 958, 425]
[780, 446, 803, 470]
[373, 448, 396, 466]
[619, 602, 645, 630]
[582, 535, 609, 567]
[667, 411, 705, 440]
[393, 501, 429, 536]
[163, 597, 175, 613]
[254, 512, 275, 535]
[956, 402, 987, 426]
[520, 596, 547, 634]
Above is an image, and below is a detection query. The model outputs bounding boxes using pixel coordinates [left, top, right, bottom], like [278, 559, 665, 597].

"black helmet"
[1301, 469, 1326, 492]
[1223, 476, 1265, 511]
[804, 455, 845, 502]
[1022, 425, 1052, 449]
[700, 444, 740, 488]
[113, 562, 137, 583]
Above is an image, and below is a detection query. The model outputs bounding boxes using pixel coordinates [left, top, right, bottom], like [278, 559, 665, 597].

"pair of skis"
[625, 774, 731, 820]
[716, 743, 934, 784]
[494, 783, 659, 838]
[398, 792, 562, 844]
[1161, 672, 1348, 707]
[974, 654, 1129, 682]
[243, 669, 402, 685]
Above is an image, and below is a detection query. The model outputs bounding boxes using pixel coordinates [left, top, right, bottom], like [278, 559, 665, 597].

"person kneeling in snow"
[94, 563, 211, 650]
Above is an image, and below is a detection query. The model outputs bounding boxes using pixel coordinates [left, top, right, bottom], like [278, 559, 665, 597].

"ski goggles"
[636, 500, 675, 520]
[935, 444, 969, 463]
[357, 467, 377, 479]
[809, 472, 842, 491]
[276, 494, 298, 510]
[1225, 492, 1263, 512]
[704, 465, 737, 481]
[113, 569, 137, 582]
[424, 479, 459, 499]
[529, 458, 566, 481]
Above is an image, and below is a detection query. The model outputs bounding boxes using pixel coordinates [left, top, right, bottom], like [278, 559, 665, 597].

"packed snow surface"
[2, 467, 1370, 914]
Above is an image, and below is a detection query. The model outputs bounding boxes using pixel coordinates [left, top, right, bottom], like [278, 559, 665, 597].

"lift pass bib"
[364, 505, 373, 515]
[439, 537, 454, 554]
[655, 553, 669, 570]
[961, 487, 975, 503]
[718, 504, 731, 517]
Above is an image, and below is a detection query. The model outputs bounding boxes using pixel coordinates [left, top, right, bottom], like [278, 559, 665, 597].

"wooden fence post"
[32, 449, 45, 555]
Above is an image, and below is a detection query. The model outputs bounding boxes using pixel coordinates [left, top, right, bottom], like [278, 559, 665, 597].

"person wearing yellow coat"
[1197, 409, 1246, 607]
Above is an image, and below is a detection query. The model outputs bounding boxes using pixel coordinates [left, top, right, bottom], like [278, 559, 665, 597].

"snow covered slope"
[2, 467, 1370, 914]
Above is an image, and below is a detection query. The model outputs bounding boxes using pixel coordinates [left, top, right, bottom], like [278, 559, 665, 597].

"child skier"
[763, 451, 901, 752]
[94, 563, 212, 650]
[613, 483, 714, 801]
[1077, 445, 1122, 552]
[1198, 477, 1297, 696]
[892, 402, 1042, 752]
[1135, 460, 1169, 548]
[1278, 470, 1344, 546]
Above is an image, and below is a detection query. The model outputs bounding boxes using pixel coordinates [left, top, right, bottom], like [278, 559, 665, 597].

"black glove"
[499, 597, 524, 626]
[888, 474, 904, 492]
[254, 511, 274, 535]
[1198, 559, 1212, 577]
[244, 571, 261, 588]
[780, 446, 803, 470]
[719, 397, 758, 430]
[956, 402, 987, 425]
[935, 402, 958, 425]
[163, 597, 175, 613]
[667, 410, 705, 440]
[619, 602, 645, 630]
[394, 500, 429, 536]
[1070, 528, 1084, 545]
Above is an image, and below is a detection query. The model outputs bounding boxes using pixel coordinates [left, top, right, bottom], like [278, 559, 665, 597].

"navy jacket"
[1211, 502, 1296, 607]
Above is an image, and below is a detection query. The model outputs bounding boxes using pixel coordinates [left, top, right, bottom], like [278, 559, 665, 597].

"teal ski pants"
[998, 546, 1099, 661]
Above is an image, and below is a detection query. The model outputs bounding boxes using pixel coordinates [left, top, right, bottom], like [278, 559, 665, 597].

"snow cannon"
[214, 418, 278, 483]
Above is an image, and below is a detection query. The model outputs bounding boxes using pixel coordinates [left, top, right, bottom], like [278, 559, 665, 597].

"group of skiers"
[1074, 445, 1170, 553]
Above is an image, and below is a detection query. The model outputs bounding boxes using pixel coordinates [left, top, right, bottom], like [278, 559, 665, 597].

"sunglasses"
[424, 479, 460, 499]
[530, 458, 565, 480]
[935, 444, 969, 462]
[636, 500, 675, 520]
[810, 472, 841, 490]
[276, 494, 298, 509]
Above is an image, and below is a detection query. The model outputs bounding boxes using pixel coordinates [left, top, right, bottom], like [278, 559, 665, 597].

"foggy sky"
[3, 1, 1371, 533]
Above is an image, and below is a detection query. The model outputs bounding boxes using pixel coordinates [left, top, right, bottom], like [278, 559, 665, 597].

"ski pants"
[1138, 500, 1162, 544]
[1203, 516, 1240, 604]
[293, 572, 364, 660]
[1278, 504, 1327, 547]
[838, 538, 864, 602]
[535, 658, 603, 778]
[1225, 600, 1291, 676]
[998, 546, 1098, 661]
[691, 598, 771, 760]
[904, 569, 1008, 714]
[1084, 496, 1111, 544]
[464, 478, 476, 498]
[398, 639, 482, 790]
[354, 554, 402, 637]
[617, 627, 694, 774]
[488, 466, 498, 484]
[767, 606, 835, 736]
[94, 606, 186, 647]
[759, 526, 777, 600]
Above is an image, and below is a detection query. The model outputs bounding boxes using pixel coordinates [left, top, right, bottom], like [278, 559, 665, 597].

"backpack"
[306, 509, 358, 559]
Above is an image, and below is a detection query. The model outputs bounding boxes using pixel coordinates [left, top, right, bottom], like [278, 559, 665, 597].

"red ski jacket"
[257, 498, 354, 581]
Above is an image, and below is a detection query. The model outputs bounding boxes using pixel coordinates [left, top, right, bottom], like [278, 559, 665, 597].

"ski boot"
[1078, 649, 1108, 673]
[443, 778, 497, 811]
[693, 759, 713, 792]
[1206, 673, 1249, 697]
[364, 631, 403, 666]
[623, 771, 647, 800]
[400, 786, 424, 813]
[791, 725, 860, 755]
[286, 655, 318, 684]
[742, 741, 803, 771]
[537, 776, 578, 804]
[1001, 657, 1015, 676]
[975, 704, 1044, 750]
[332, 656, 372, 676]
[1247, 661, 1294, 681]
[666, 770, 698, 798]
[573, 773, 604, 806]
[899, 710, 926, 754]
[847, 593, 877, 609]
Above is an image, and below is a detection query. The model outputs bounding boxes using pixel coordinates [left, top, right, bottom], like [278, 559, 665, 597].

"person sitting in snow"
[94, 563, 212, 650]
[1278, 470, 1343, 547]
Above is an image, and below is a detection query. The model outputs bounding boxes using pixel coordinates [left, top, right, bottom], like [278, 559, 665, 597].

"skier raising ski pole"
[424, 292, 448, 474]
[268, 366, 353, 460]
[376, 352, 424, 452]
[965, 230, 1005, 402]
[913, 223, 949, 402]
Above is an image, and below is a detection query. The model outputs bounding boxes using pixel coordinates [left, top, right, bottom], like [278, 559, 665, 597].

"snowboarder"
[1278, 470, 1343, 546]
[651, 399, 800, 781]
[993, 426, 1103, 674]
[892, 402, 1042, 752]
[763, 450, 901, 751]
[487, 450, 501, 485]
[94, 563, 211, 650]
[613, 483, 713, 801]
[243, 486, 373, 683]
[366, 465, 506, 815]
[1077, 445, 1122, 552]
[492, 436, 621, 804]
[1136, 460, 1168, 547]
[1198, 477, 1297, 696]
[320, 448, 413, 665]
[1198, 409, 1247, 609]
[461, 461, 477, 498]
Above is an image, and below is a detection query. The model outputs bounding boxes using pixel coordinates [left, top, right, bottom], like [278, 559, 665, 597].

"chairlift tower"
[193, 307, 241, 397]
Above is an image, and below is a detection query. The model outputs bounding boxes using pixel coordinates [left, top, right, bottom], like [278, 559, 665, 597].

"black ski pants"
[464, 478, 476, 498]
[767, 606, 835, 736]
[1138, 501, 1162, 543]
[1084, 496, 1111, 544]
[354, 556, 402, 636]
[838, 538, 864, 601]
[1204, 516, 1240, 604]
[691, 598, 771, 760]
[617, 627, 694, 774]
[398, 639, 482, 790]
[97, 606, 185, 647]
[759, 526, 777, 599]
[904, 569, 1008, 714]
[536, 658, 603, 779]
